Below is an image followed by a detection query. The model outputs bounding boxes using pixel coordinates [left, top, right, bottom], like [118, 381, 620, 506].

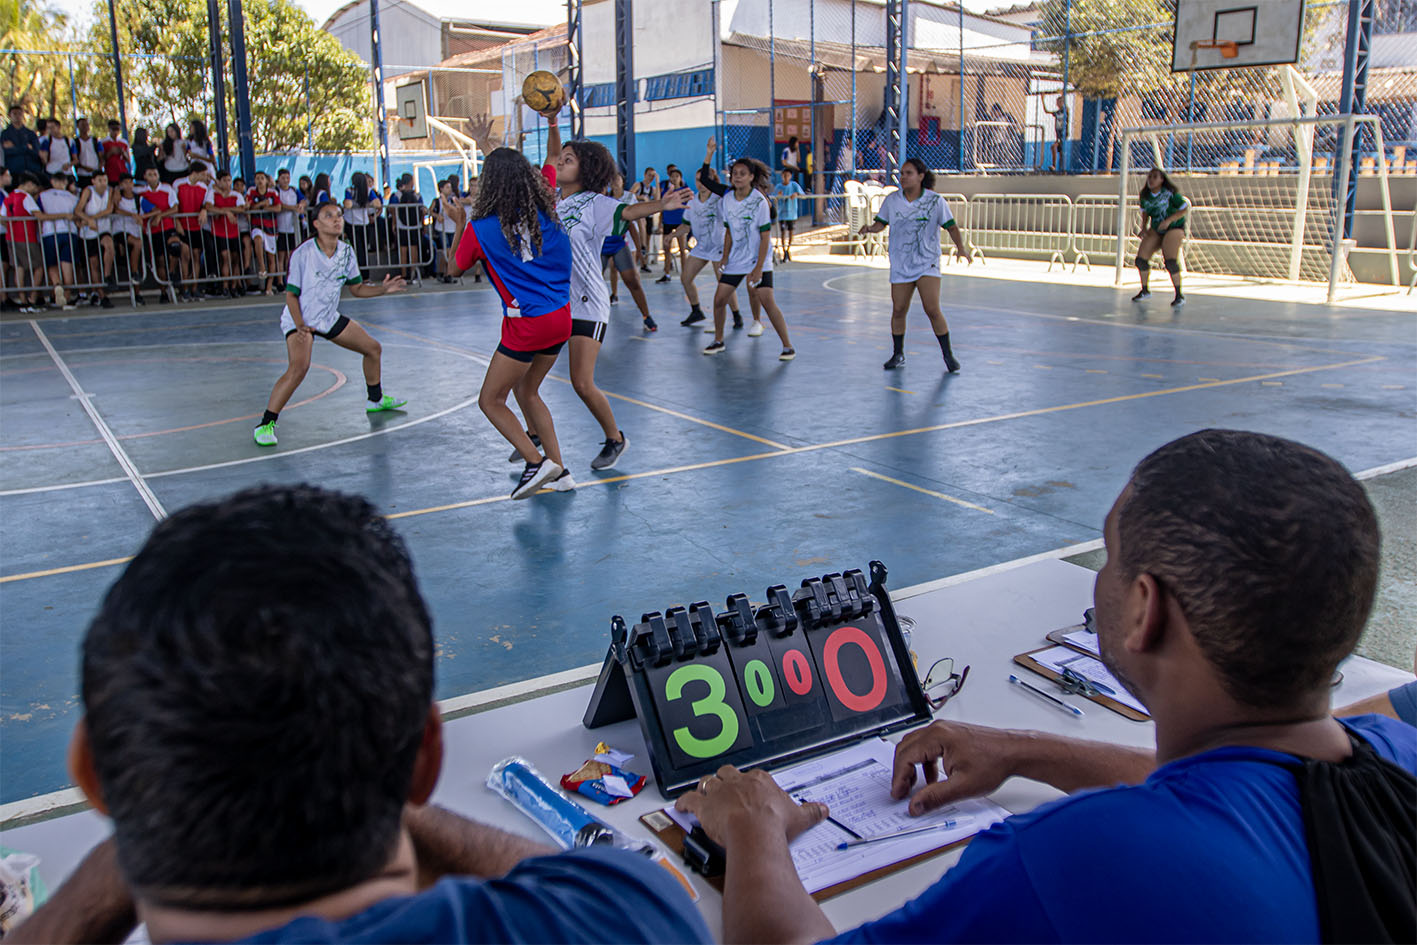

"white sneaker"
[747, 321, 765, 337]
[550, 469, 577, 492]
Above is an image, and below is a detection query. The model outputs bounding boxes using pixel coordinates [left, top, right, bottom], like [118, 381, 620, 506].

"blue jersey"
[456, 211, 571, 319]
[659, 180, 685, 226]
[773, 180, 805, 221]
[826, 715, 1417, 944]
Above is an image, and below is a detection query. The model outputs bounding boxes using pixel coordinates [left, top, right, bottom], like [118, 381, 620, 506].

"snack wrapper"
[561, 743, 646, 805]
[0, 850, 45, 934]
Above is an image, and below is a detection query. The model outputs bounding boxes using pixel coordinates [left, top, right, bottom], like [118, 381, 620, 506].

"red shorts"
[498, 305, 572, 362]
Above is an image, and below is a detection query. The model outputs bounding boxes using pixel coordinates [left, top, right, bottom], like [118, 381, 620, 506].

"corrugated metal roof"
[323, 0, 566, 32]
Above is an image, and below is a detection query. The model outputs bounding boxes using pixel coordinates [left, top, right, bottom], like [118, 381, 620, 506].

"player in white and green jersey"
[860, 157, 970, 372]
[252, 200, 407, 447]
[1133, 166, 1190, 307]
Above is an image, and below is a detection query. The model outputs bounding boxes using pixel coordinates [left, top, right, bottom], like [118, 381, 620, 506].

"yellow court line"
[364, 320, 791, 450]
[0, 556, 133, 584]
[2, 354, 1385, 582]
[850, 467, 994, 514]
[885, 387, 915, 394]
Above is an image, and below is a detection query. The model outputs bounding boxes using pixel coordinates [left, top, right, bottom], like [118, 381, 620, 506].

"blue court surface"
[2, 262, 1414, 804]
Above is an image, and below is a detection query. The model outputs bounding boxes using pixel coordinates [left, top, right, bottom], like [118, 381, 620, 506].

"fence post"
[1335, 0, 1373, 239]
[1059, 0, 1071, 173]
[957, 1, 964, 172]
[227, 0, 255, 180]
[1327, 114, 1356, 302]
[1113, 129, 1131, 286]
[614, 0, 636, 177]
[206, 0, 230, 172]
[370, 0, 392, 192]
[769, 0, 775, 170]
[66, 54, 78, 126]
[850, 0, 856, 177]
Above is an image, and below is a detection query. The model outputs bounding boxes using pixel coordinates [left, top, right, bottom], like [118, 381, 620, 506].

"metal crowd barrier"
[1070, 195, 1139, 273]
[2, 215, 145, 309]
[967, 193, 1072, 270]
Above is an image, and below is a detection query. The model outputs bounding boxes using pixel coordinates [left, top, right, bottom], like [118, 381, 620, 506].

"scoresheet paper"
[1030, 645, 1148, 715]
[664, 739, 1008, 894]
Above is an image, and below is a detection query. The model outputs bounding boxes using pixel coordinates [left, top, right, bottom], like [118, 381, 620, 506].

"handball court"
[2, 259, 1414, 807]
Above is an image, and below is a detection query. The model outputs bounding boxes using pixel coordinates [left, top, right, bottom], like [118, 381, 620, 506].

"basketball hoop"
[1191, 39, 1240, 59]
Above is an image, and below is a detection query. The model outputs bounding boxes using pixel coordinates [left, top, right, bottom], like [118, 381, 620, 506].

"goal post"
[1112, 113, 1401, 303]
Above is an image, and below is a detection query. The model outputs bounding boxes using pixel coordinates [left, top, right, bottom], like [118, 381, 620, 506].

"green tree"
[86, 0, 372, 152]
[0, 0, 74, 122]
[1037, 0, 1174, 101]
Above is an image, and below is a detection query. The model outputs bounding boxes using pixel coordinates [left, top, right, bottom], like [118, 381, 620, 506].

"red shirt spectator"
[208, 188, 244, 239]
[176, 176, 209, 231]
[139, 182, 178, 234]
[247, 185, 277, 230]
[102, 132, 130, 182]
[3, 187, 39, 242]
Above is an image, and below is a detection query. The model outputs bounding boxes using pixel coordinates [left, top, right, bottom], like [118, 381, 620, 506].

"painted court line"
[29, 322, 167, 520]
[0, 357, 1395, 583]
[367, 320, 792, 450]
[850, 467, 994, 514]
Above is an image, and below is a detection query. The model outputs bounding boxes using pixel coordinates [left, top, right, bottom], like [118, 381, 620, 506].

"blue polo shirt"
[774, 179, 806, 221]
[239, 847, 710, 943]
[825, 715, 1416, 944]
[659, 180, 685, 226]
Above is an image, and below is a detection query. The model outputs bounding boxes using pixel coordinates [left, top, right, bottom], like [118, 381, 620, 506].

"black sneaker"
[733, 312, 744, 330]
[944, 352, 962, 373]
[99, 296, 114, 309]
[590, 431, 628, 471]
[643, 315, 658, 331]
[779, 347, 796, 362]
[639, 264, 651, 273]
[1131, 289, 1151, 302]
[512, 459, 562, 499]
[681, 310, 706, 326]
[1171, 293, 1186, 307]
[655, 274, 672, 284]
[610, 293, 619, 302]
[509, 433, 542, 464]
[883, 352, 906, 369]
[703, 341, 726, 355]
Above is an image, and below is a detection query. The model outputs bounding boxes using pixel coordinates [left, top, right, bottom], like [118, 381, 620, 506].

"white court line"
[29, 322, 166, 519]
[4, 455, 1415, 826]
[0, 477, 127, 497]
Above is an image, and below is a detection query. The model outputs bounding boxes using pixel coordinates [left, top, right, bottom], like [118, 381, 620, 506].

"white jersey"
[720, 188, 772, 275]
[115, 195, 141, 237]
[875, 189, 957, 283]
[77, 187, 111, 238]
[684, 193, 724, 261]
[276, 186, 301, 234]
[556, 190, 627, 326]
[37, 188, 78, 237]
[278, 237, 361, 335]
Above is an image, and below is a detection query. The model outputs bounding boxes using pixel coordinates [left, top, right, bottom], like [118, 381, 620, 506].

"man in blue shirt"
[2, 104, 43, 178]
[680, 429, 1415, 944]
[7, 485, 710, 945]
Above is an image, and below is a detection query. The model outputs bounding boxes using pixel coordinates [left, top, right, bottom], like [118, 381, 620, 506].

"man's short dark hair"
[217, 168, 232, 180]
[1117, 429, 1379, 707]
[81, 485, 434, 907]
[188, 160, 207, 175]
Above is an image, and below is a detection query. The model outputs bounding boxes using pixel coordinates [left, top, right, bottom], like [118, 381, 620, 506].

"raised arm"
[698, 137, 728, 197]
[622, 184, 690, 223]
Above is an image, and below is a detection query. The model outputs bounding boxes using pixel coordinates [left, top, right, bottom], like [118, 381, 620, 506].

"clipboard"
[1013, 646, 1152, 722]
[1044, 624, 1098, 657]
[636, 807, 973, 901]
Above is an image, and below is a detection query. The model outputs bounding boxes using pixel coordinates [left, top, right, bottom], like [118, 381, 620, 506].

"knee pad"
[1165, 258, 1181, 274]
[1134, 256, 1150, 272]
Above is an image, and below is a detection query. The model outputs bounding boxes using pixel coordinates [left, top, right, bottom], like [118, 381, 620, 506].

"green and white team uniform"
[1139, 187, 1188, 233]
[279, 237, 362, 335]
[874, 189, 958, 284]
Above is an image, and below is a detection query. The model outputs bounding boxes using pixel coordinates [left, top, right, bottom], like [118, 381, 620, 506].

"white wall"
[325, 0, 444, 76]
[579, 0, 714, 84]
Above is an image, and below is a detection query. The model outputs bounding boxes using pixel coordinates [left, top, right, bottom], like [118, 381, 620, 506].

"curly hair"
[471, 147, 559, 258]
[1117, 429, 1378, 708]
[732, 156, 772, 192]
[564, 140, 616, 195]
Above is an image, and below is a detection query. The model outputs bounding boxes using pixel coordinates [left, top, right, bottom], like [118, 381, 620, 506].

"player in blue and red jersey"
[445, 147, 574, 500]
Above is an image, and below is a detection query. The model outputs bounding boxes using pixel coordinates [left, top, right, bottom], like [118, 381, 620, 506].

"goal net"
[1113, 114, 1399, 300]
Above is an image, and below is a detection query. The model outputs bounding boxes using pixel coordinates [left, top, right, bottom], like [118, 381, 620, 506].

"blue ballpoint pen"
[1009, 673, 1085, 717]
[836, 820, 960, 850]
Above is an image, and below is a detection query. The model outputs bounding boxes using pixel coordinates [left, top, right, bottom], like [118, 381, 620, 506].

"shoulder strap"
[1284, 734, 1417, 944]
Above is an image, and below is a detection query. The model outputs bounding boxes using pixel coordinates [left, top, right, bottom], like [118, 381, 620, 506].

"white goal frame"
[1113, 112, 1401, 303]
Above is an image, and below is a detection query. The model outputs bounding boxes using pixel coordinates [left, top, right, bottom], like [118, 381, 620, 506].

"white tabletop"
[4, 559, 1411, 939]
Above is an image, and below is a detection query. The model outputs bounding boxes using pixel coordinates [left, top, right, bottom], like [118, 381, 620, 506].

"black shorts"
[719, 270, 773, 289]
[285, 315, 350, 340]
[277, 232, 297, 254]
[662, 222, 679, 235]
[82, 236, 107, 259]
[496, 340, 565, 362]
[570, 318, 607, 343]
[180, 229, 203, 250]
[211, 234, 240, 257]
[780, 219, 796, 232]
[0, 236, 9, 267]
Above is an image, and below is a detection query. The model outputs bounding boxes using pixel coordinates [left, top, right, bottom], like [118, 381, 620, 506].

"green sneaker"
[366, 394, 408, 413]
[253, 421, 277, 446]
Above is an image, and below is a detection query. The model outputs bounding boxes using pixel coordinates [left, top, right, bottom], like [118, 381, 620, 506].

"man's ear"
[67, 718, 110, 816]
[407, 706, 443, 806]
[1125, 572, 1168, 655]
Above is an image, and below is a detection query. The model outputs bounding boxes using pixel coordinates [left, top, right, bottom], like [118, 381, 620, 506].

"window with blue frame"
[643, 68, 714, 102]
[585, 83, 628, 107]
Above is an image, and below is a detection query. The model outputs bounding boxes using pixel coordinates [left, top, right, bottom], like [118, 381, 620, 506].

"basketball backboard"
[1171, 0, 1306, 72]
[395, 80, 428, 140]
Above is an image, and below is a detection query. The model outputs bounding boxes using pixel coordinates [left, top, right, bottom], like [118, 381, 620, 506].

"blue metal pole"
[1185, 70, 1195, 171]
[958, 1, 964, 171]
[1335, 0, 1373, 238]
[106, 0, 129, 137]
[1059, 0, 1071, 173]
[850, 0, 856, 176]
[370, 0, 392, 191]
[769, 0, 775, 169]
[614, 0, 636, 178]
[227, 0, 255, 179]
[885, 0, 903, 178]
[205, 0, 230, 172]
